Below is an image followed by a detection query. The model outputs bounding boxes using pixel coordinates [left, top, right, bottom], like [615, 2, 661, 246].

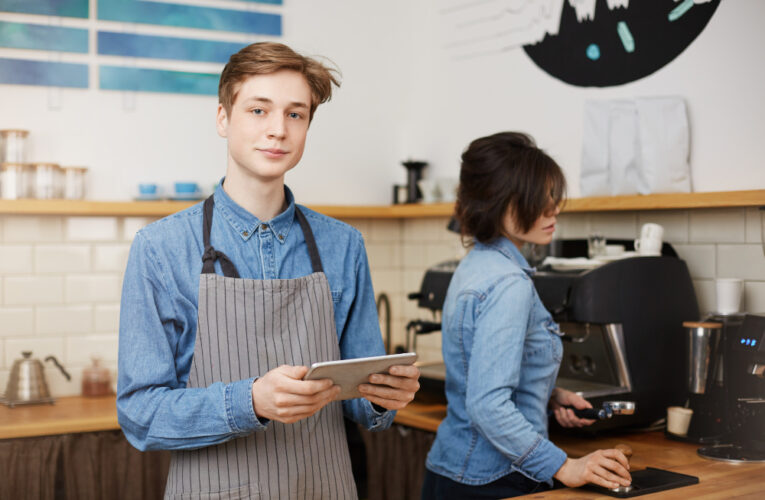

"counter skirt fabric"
[163, 197, 356, 499]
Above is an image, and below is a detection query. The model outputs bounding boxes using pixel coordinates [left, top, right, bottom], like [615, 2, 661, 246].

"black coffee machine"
[532, 240, 699, 432]
[694, 314, 765, 462]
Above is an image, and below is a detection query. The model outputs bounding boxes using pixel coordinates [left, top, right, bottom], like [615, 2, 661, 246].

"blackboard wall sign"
[522, 0, 720, 88]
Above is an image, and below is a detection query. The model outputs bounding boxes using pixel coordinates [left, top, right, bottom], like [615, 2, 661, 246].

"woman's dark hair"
[455, 131, 566, 244]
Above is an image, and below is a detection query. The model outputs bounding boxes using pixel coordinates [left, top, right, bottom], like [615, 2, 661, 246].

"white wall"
[406, 0, 765, 197]
[0, 0, 763, 203]
[0, 0, 416, 204]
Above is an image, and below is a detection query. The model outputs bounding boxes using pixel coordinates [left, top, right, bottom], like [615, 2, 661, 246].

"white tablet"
[303, 352, 418, 400]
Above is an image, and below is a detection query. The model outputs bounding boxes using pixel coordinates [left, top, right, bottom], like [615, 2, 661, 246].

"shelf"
[0, 190, 762, 218]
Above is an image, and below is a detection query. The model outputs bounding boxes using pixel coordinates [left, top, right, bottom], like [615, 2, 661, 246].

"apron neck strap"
[201, 196, 240, 278]
[201, 195, 324, 276]
[294, 207, 324, 274]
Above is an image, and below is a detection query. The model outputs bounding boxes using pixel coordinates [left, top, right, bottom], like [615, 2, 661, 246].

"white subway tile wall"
[673, 244, 716, 280]
[637, 211, 689, 243]
[689, 209, 746, 243]
[0, 307, 34, 337]
[35, 244, 91, 273]
[4, 276, 65, 305]
[745, 208, 763, 244]
[0, 208, 763, 398]
[3, 216, 64, 242]
[0, 245, 34, 274]
[65, 217, 119, 242]
[94, 304, 120, 333]
[93, 244, 131, 272]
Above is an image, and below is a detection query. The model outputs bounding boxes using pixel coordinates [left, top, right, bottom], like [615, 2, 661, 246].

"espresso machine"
[695, 314, 765, 462]
[532, 240, 699, 431]
[407, 237, 700, 431]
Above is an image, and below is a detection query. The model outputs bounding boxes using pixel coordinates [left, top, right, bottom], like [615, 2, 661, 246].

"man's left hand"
[358, 364, 420, 410]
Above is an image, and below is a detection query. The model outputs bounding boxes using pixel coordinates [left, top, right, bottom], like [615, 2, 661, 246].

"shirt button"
[278, 234, 284, 241]
[242, 231, 249, 237]
[261, 224, 268, 230]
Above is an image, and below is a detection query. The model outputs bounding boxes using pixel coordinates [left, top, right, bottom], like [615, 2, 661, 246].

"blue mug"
[138, 183, 158, 196]
[174, 182, 199, 194]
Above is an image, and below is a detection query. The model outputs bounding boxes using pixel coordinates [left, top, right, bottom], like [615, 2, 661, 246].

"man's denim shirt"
[425, 237, 567, 484]
[117, 184, 393, 451]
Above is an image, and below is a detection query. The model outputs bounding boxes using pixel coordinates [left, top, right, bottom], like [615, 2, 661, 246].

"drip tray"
[582, 467, 698, 498]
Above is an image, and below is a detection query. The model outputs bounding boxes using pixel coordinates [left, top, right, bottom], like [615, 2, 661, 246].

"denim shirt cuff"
[513, 436, 567, 482]
[226, 377, 269, 433]
[366, 400, 396, 431]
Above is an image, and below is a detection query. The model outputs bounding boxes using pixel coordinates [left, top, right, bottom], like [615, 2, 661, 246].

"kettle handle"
[45, 356, 72, 381]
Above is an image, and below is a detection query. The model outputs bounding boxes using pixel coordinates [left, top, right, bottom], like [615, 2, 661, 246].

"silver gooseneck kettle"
[0, 351, 71, 408]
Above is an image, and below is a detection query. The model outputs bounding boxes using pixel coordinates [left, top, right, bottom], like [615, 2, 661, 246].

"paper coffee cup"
[667, 406, 693, 436]
[716, 278, 743, 314]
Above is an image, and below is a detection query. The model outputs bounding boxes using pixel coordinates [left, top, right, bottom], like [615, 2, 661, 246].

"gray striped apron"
[164, 196, 357, 499]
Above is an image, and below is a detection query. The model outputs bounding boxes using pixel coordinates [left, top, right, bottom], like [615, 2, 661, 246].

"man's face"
[217, 70, 312, 183]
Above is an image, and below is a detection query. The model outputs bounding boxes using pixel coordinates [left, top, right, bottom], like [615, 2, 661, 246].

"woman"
[422, 132, 631, 499]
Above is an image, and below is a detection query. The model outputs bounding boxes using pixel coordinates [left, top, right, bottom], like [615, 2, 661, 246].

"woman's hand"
[553, 450, 632, 489]
[549, 387, 596, 427]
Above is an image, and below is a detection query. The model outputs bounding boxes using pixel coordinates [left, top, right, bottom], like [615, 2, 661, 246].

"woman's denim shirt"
[425, 237, 567, 485]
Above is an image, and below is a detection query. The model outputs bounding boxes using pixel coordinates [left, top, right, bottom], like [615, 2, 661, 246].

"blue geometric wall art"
[0, 0, 88, 18]
[0, 57, 88, 88]
[99, 66, 219, 95]
[0, 0, 282, 94]
[0, 21, 88, 53]
[97, 0, 281, 35]
[98, 32, 245, 64]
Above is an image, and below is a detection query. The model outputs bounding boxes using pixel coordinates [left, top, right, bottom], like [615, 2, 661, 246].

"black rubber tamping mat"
[581, 467, 699, 498]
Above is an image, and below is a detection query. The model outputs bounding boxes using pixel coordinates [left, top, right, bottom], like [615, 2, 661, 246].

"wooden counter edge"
[0, 395, 120, 440]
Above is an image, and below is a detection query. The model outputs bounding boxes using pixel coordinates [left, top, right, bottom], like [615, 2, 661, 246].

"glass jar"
[0, 162, 32, 199]
[0, 129, 30, 163]
[62, 166, 88, 199]
[82, 356, 112, 397]
[31, 162, 62, 199]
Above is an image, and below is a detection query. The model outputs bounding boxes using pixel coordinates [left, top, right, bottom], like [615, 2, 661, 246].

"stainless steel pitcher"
[0, 351, 71, 407]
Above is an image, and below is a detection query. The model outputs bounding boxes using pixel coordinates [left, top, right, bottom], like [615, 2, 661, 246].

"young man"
[117, 42, 420, 499]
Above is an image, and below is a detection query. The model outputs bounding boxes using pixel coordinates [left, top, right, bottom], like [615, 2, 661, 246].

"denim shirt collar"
[213, 179, 296, 244]
[477, 237, 536, 276]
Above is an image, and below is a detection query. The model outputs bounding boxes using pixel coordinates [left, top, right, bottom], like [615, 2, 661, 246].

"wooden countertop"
[0, 395, 119, 439]
[4, 397, 764, 498]
[394, 402, 765, 499]
[0, 189, 762, 217]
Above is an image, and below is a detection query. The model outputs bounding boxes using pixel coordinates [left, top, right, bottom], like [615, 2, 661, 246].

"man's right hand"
[251, 365, 340, 424]
[553, 449, 631, 489]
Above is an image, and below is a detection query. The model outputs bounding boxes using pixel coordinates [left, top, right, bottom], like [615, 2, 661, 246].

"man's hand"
[251, 365, 340, 424]
[549, 387, 596, 428]
[357, 364, 420, 410]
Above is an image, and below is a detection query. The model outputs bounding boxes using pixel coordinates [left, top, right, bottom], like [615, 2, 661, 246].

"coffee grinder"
[698, 313, 765, 462]
[680, 321, 728, 443]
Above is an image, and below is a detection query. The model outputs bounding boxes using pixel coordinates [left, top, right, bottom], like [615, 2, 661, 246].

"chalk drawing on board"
[440, 0, 720, 87]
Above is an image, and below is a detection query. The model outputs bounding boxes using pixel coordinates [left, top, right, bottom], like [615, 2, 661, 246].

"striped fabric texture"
[164, 272, 356, 499]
